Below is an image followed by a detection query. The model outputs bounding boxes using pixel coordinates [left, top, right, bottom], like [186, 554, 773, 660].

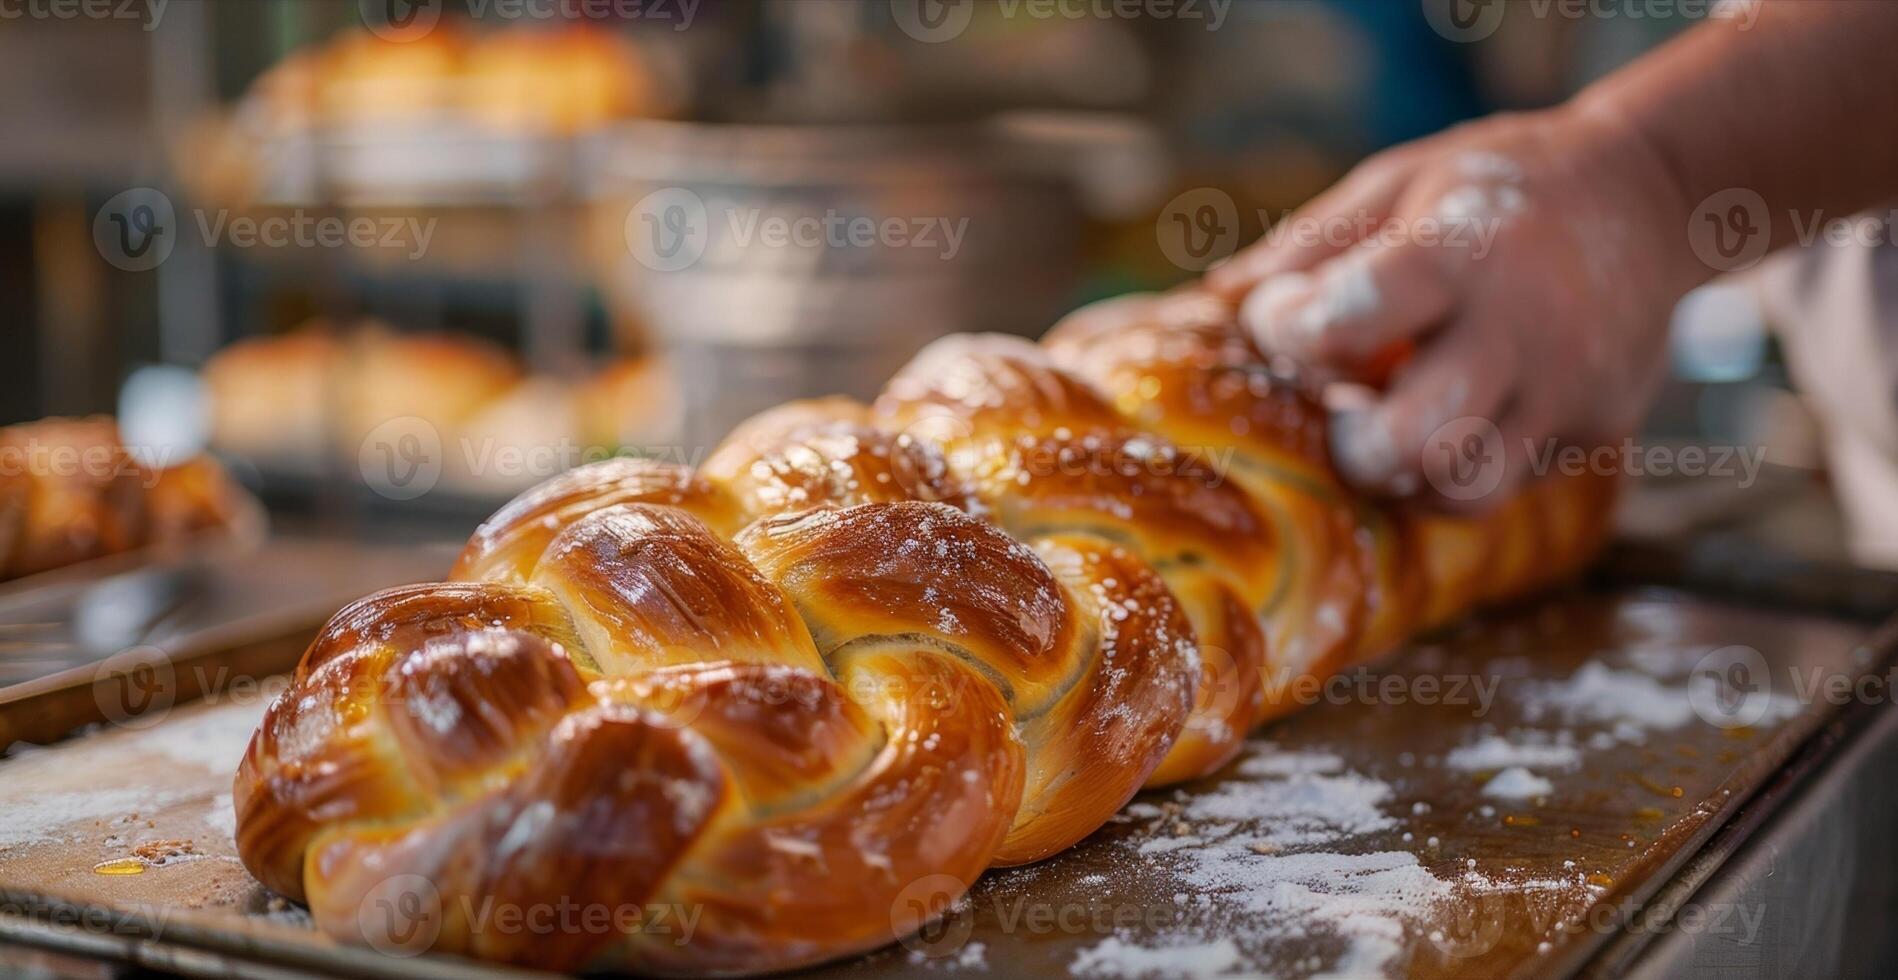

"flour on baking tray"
[0, 699, 265, 849]
[1051, 738, 1606, 979]
[1520, 659, 1799, 731]
[1044, 635, 1804, 977]
[1443, 732, 1582, 772]
[141, 697, 270, 772]
[1061, 744, 1464, 979]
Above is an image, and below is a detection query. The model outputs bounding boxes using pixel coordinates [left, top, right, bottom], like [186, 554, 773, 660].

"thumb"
[1240, 243, 1455, 372]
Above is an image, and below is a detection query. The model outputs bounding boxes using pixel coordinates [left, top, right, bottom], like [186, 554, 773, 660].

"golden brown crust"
[875, 333, 1279, 779]
[235, 291, 1615, 974]
[1044, 291, 1334, 483]
[451, 458, 737, 584]
[532, 504, 826, 677]
[702, 398, 967, 521]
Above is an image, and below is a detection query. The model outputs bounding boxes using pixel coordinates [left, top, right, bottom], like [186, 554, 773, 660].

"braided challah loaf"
[234, 292, 1613, 973]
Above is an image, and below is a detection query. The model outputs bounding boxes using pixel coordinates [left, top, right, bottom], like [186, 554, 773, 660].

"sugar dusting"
[1300, 252, 1383, 338]
[1240, 251, 1384, 354]
[206, 791, 238, 843]
[1519, 657, 1802, 738]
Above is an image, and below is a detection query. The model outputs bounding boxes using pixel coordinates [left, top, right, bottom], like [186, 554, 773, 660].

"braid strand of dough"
[234, 294, 1613, 974]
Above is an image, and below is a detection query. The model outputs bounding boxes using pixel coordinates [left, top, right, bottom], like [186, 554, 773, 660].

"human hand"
[1204, 105, 1703, 511]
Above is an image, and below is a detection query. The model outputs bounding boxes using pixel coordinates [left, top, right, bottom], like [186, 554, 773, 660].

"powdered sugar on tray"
[1519, 657, 1797, 733]
[205, 791, 238, 844]
[1054, 640, 1736, 980]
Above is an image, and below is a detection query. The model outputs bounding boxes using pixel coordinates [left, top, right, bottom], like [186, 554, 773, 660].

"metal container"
[588, 117, 1101, 447]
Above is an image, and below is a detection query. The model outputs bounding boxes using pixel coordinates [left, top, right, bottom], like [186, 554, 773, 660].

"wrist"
[1558, 94, 1711, 297]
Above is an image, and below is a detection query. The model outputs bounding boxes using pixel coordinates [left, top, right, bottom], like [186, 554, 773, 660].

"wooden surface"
[0, 580, 1884, 979]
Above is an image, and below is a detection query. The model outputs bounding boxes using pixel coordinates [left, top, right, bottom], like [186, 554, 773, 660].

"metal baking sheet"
[0, 536, 460, 751]
[0, 569, 1889, 979]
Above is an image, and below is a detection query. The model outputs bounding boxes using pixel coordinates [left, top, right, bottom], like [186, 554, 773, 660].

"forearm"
[1571, 0, 1898, 261]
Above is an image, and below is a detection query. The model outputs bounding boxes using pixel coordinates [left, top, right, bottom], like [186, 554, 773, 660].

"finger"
[1327, 322, 1513, 499]
[1239, 243, 1456, 371]
[1203, 156, 1413, 301]
[1045, 292, 1162, 347]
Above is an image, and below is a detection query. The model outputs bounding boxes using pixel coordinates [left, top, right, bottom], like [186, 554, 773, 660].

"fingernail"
[1329, 409, 1399, 488]
[1239, 272, 1315, 351]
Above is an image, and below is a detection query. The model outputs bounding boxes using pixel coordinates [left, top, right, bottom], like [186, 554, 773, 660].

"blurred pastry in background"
[145, 455, 256, 543]
[234, 22, 668, 135]
[203, 323, 518, 472]
[450, 376, 579, 491]
[199, 329, 342, 468]
[318, 22, 470, 125]
[0, 418, 143, 579]
[203, 321, 676, 495]
[343, 328, 523, 454]
[466, 26, 671, 133]
[185, 21, 674, 205]
[575, 356, 680, 454]
[0, 417, 259, 583]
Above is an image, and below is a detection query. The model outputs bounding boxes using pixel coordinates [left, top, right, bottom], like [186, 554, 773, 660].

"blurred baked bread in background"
[0, 417, 258, 582]
[204, 321, 676, 495]
[239, 22, 670, 135]
[465, 26, 667, 134]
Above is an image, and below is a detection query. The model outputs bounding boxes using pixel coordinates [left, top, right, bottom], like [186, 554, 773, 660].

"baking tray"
[0, 543, 1892, 979]
[0, 536, 461, 751]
